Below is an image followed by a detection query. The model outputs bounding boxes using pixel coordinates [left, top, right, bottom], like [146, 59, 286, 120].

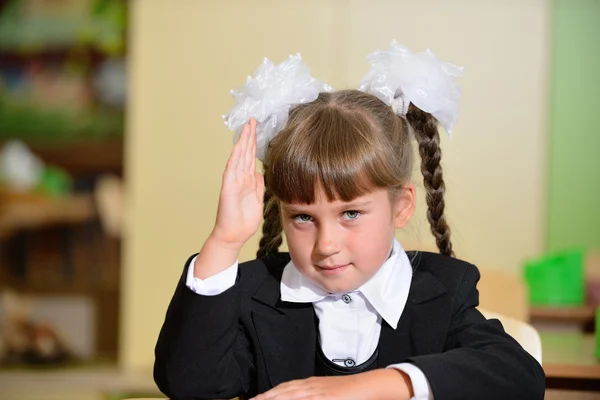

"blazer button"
[342, 294, 352, 304]
[344, 358, 356, 368]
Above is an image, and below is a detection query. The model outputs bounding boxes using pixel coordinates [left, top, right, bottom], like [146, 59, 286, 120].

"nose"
[314, 223, 342, 257]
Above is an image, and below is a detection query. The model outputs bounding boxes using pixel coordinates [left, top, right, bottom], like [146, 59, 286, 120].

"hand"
[251, 375, 366, 400]
[211, 118, 265, 250]
[250, 369, 413, 400]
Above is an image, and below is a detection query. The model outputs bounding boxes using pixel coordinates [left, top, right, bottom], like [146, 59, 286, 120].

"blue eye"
[294, 214, 313, 223]
[343, 210, 361, 220]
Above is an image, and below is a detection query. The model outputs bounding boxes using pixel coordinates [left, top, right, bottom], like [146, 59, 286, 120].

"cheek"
[283, 226, 312, 260]
[349, 215, 395, 257]
[355, 215, 392, 240]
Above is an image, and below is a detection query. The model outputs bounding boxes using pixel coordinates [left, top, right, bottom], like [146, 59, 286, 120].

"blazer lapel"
[381, 252, 452, 364]
[407, 269, 453, 357]
[251, 272, 316, 387]
[379, 305, 412, 366]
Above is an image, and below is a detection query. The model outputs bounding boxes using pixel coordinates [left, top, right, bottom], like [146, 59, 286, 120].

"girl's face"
[280, 184, 415, 294]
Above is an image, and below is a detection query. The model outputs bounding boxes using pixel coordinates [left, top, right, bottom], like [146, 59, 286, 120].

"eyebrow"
[281, 200, 372, 214]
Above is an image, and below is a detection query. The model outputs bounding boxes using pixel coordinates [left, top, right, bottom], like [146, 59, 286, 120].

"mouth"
[316, 264, 350, 275]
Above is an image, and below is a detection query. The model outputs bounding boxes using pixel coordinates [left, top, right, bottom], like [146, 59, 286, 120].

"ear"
[393, 184, 416, 229]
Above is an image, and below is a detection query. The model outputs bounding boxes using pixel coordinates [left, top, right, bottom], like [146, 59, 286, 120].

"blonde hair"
[257, 89, 453, 258]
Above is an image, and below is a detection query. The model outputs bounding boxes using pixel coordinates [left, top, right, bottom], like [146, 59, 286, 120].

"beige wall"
[121, 0, 549, 369]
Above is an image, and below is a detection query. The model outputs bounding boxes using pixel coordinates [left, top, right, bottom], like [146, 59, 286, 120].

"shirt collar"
[280, 239, 413, 329]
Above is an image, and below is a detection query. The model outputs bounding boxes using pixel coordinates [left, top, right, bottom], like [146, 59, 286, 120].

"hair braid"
[406, 105, 454, 257]
[256, 187, 283, 259]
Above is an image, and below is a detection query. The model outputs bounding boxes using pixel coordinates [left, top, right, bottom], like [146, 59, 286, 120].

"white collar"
[280, 239, 413, 329]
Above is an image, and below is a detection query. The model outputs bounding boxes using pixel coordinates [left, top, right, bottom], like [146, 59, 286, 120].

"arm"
[390, 363, 432, 400]
[154, 119, 264, 399]
[251, 369, 414, 400]
[154, 255, 255, 399]
[406, 265, 545, 400]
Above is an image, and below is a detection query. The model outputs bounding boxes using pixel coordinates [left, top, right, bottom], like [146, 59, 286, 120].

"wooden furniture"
[26, 140, 124, 178]
[0, 367, 161, 399]
[0, 192, 97, 278]
[0, 0, 126, 365]
[541, 331, 600, 391]
[530, 305, 595, 332]
[531, 306, 595, 322]
[0, 192, 96, 236]
[0, 191, 120, 359]
[478, 267, 528, 321]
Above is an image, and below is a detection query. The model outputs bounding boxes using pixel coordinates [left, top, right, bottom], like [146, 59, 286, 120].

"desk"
[542, 332, 600, 390]
[531, 306, 595, 332]
[532, 306, 595, 324]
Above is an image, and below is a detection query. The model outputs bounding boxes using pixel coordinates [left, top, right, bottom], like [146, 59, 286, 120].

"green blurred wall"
[548, 0, 600, 251]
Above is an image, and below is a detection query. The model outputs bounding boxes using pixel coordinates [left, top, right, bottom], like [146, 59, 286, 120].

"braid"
[256, 188, 283, 259]
[405, 104, 454, 257]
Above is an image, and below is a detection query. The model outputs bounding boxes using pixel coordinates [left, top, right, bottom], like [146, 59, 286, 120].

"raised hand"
[211, 118, 265, 250]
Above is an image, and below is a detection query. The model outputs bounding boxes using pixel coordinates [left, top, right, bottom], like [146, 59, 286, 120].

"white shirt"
[186, 240, 433, 400]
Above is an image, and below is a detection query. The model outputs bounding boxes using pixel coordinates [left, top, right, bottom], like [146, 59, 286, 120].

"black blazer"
[154, 251, 545, 400]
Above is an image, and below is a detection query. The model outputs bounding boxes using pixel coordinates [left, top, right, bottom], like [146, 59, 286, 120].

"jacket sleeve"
[406, 264, 546, 400]
[154, 255, 255, 399]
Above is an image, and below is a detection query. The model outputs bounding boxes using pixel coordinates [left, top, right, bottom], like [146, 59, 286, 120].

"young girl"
[154, 42, 545, 400]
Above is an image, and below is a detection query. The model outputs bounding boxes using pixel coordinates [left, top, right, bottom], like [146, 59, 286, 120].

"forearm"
[194, 233, 242, 279]
[359, 369, 414, 400]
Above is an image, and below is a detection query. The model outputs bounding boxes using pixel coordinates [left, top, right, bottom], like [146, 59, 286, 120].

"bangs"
[266, 104, 400, 204]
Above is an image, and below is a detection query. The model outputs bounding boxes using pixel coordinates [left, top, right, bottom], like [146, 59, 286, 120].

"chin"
[318, 279, 361, 295]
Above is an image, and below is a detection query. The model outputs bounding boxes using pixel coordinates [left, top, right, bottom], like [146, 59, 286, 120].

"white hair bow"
[223, 54, 332, 161]
[358, 40, 463, 135]
[223, 41, 463, 158]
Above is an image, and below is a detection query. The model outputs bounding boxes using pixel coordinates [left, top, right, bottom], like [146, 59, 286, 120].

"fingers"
[225, 119, 257, 178]
[237, 123, 250, 172]
[252, 380, 311, 400]
[225, 128, 244, 173]
[248, 118, 257, 173]
[255, 172, 265, 202]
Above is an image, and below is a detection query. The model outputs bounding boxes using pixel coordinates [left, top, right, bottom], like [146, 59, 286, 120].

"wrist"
[207, 230, 245, 254]
[193, 234, 241, 280]
[394, 369, 415, 400]
[361, 369, 413, 400]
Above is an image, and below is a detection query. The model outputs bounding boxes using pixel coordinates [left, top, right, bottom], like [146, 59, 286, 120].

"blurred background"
[0, 0, 598, 399]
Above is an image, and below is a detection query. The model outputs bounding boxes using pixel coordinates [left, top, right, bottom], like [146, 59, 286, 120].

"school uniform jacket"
[154, 251, 546, 400]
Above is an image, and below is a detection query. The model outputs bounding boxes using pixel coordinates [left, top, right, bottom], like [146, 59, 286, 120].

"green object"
[523, 249, 585, 306]
[37, 166, 72, 197]
[548, 0, 600, 251]
[0, 101, 124, 141]
[0, 0, 127, 51]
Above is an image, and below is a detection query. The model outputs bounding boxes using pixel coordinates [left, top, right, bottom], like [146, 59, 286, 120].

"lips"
[316, 263, 350, 275]
[319, 264, 346, 269]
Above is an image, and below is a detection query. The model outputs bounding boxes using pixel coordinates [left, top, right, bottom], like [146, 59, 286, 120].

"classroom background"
[0, 0, 598, 399]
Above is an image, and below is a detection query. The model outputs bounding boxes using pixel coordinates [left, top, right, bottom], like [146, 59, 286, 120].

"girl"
[154, 43, 545, 400]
